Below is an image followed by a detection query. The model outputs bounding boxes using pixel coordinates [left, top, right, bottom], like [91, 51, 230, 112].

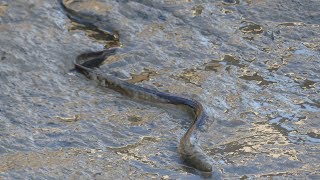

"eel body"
[59, 0, 212, 172]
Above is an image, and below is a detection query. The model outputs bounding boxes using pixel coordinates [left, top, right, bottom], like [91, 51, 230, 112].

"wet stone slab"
[0, 0, 319, 179]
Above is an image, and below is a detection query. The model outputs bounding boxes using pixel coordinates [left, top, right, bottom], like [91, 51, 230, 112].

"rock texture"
[0, 0, 319, 178]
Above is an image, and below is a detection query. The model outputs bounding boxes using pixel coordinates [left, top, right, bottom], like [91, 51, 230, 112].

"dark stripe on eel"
[59, 0, 212, 172]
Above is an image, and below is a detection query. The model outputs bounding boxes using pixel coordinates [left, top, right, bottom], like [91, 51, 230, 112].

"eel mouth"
[179, 139, 212, 172]
[183, 156, 212, 172]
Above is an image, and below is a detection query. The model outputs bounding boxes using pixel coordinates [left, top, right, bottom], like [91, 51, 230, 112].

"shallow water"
[0, 0, 319, 179]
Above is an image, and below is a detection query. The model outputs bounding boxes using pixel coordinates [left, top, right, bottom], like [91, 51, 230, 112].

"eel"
[59, 0, 212, 172]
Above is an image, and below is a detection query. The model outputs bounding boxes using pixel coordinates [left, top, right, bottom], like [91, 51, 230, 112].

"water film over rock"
[0, 0, 319, 179]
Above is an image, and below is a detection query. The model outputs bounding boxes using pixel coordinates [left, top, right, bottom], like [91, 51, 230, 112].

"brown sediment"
[0, 4, 8, 16]
[127, 69, 157, 84]
[239, 22, 263, 34]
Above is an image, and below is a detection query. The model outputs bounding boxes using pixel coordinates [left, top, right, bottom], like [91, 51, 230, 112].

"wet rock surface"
[0, 0, 319, 178]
